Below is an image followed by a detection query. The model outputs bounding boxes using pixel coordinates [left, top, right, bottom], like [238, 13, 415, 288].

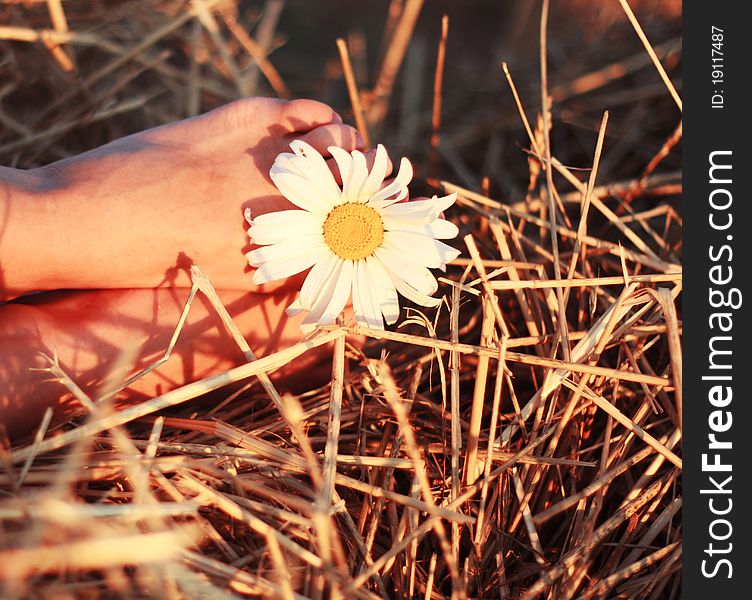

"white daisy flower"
[245, 140, 460, 330]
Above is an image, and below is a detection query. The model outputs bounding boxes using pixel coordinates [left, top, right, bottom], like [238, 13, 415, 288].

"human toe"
[295, 124, 364, 156]
[279, 99, 343, 132]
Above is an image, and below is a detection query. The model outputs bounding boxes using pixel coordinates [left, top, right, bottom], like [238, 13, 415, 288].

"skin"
[0, 98, 373, 440]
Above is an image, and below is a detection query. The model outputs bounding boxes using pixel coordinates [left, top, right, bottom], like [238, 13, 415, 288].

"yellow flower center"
[323, 202, 384, 260]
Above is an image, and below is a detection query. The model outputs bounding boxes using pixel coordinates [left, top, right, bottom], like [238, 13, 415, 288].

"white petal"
[367, 157, 413, 206]
[299, 258, 342, 324]
[290, 139, 324, 161]
[286, 297, 304, 317]
[320, 259, 354, 324]
[382, 218, 459, 240]
[381, 193, 457, 224]
[269, 170, 331, 213]
[303, 259, 353, 326]
[388, 269, 442, 308]
[347, 150, 369, 202]
[251, 247, 327, 285]
[248, 210, 324, 245]
[382, 231, 460, 271]
[246, 234, 325, 266]
[380, 201, 434, 224]
[358, 261, 383, 330]
[351, 262, 364, 328]
[433, 192, 457, 212]
[359, 144, 389, 201]
[271, 152, 303, 177]
[365, 256, 400, 325]
[353, 260, 384, 329]
[288, 140, 342, 205]
[328, 146, 353, 206]
[299, 251, 339, 310]
[374, 247, 438, 296]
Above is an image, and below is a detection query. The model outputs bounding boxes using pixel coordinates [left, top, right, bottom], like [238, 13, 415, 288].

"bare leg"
[0, 98, 364, 299]
[0, 287, 333, 440]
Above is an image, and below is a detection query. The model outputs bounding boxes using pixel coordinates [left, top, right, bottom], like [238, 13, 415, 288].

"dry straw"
[1, 0, 681, 597]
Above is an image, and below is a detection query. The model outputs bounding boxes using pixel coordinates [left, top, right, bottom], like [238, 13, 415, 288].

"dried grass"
[1, 1, 681, 598]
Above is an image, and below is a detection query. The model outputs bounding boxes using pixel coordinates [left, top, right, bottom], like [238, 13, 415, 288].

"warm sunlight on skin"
[0, 98, 364, 300]
[0, 98, 370, 440]
[0, 287, 334, 439]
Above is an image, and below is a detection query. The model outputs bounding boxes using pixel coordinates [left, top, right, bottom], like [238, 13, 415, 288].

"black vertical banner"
[684, 2, 750, 597]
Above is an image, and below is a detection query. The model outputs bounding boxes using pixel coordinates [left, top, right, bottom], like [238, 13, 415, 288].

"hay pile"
[1, 1, 682, 598]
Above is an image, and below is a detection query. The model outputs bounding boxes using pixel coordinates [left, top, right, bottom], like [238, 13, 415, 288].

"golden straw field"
[0, 1, 682, 598]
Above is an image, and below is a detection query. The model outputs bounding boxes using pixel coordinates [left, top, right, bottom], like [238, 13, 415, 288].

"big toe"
[279, 98, 343, 133]
[296, 124, 364, 154]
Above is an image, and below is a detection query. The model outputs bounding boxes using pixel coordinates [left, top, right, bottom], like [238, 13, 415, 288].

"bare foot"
[0, 285, 337, 440]
[0, 98, 367, 299]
